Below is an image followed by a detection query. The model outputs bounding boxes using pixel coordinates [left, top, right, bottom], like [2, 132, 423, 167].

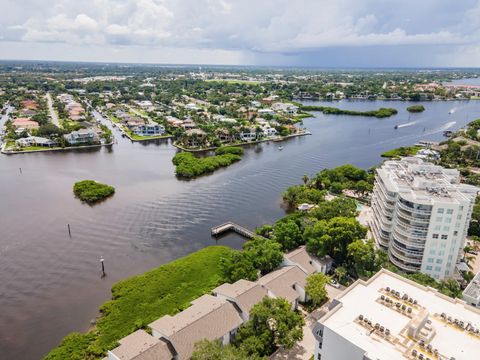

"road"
[46, 93, 60, 126]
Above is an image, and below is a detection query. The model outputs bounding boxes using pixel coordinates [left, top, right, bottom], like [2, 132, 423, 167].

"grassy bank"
[173, 147, 243, 178]
[381, 146, 422, 158]
[44, 246, 232, 360]
[300, 105, 398, 118]
[73, 180, 115, 204]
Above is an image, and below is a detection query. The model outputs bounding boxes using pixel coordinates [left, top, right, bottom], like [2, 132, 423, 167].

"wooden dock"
[211, 222, 258, 239]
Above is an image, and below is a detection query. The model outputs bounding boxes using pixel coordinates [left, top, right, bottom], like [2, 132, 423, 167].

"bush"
[215, 146, 244, 156]
[73, 180, 115, 204]
[299, 106, 398, 118]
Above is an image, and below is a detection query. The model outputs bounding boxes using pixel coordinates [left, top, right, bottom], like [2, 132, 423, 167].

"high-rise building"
[370, 157, 478, 279]
[313, 269, 480, 360]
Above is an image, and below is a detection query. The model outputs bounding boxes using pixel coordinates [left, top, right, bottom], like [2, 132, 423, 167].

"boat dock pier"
[211, 222, 259, 239]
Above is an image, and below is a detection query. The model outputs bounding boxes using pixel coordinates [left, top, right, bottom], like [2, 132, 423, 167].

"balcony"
[389, 252, 421, 272]
[393, 225, 427, 242]
[392, 229, 426, 249]
[395, 210, 431, 225]
[391, 241, 424, 260]
[396, 200, 432, 216]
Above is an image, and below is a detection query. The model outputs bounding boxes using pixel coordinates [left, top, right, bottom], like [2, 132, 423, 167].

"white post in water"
[100, 256, 105, 277]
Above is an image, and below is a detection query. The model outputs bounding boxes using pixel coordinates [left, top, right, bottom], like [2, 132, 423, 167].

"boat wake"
[397, 121, 417, 128]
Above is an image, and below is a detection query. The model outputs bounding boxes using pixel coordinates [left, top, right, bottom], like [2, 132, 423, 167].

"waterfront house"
[15, 136, 57, 148]
[132, 124, 165, 137]
[282, 246, 333, 275]
[258, 108, 275, 116]
[213, 279, 269, 322]
[181, 119, 197, 130]
[216, 128, 233, 143]
[183, 128, 207, 147]
[261, 124, 277, 138]
[149, 295, 243, 360]
[12, 118, 39, 130]
[108, 329, 174, 360]
[239, 127, 258, 142]
[64, 129, 99, 145]
[271, 102, 298, 114]
[256, 265, 308, 309]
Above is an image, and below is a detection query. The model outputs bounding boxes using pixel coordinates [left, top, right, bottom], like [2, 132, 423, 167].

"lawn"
[44, 246, 232, 360]
[128, 133, 171, 141]
[381, 145, 422, 158]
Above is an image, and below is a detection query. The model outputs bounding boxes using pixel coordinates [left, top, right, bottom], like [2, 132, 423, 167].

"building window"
[447, 209, 454, 215]
[428, 258, 434, 263]
[445, 217, 452, 224]
[453, 231, 458, 236]
[426, 265, 433, 270]
[435, 266, 442, 272]
[441, 235, 448, 240]
[437, 208, 444, 214]
[460, 206, 464, 211]
[443, 226, 450, 232]
[436, 217, 443, 222]
[436, 259, 443, 264]
[435, 225, 441, 231]
[457, 215, 462, 220]
[446, 262, 452, 268]
[432, 234, 439, 239]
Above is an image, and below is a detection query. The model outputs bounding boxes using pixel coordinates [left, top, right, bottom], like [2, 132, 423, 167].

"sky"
[1, 0, 480, 67]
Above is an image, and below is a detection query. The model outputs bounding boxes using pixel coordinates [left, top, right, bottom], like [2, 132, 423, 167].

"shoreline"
[172, 130, 312, 152]
[1, 141, 114, 155]
[105, 113, 173, 142]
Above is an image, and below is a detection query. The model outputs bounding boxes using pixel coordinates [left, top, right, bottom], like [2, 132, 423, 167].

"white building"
[463, 271, 480, 307]
[313, 269, 480, 360]
[371, 157, 478, 279]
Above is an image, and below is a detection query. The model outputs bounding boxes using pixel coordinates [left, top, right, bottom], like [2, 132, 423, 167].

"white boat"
[278, 146, 284, 151]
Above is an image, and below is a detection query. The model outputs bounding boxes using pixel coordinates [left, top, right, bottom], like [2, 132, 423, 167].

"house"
[282, 246, 333, 275]
[262, 95, 279, 104]
[257, 265, 308, 309]
[108, 330, 173, 360]
[21, 99, 38, 110]
[216, 128, 233, 143]
[185, 103, 199, 111]
[250, 100, 261, 108]
[271, 102, 299, 114]
[15, 136, 57, 148]
[132, 124, 165, 137]
[258, 108, 275, 116]
[12, 118, 39, 130]
[64, 129, 99, 145]
[240, 127, 258, 142]
[213, 279, 269, 322]
[181, 119, 197, 130]
[149, 295, 243, 360]
[20, 108, 37, 117]
[261, 124, 277, 138]
[125, 117, 146, 129]
[183, 129, 207, 147]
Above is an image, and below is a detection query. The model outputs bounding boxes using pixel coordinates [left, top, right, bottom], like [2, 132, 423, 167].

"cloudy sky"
[1, 0, 480, 67]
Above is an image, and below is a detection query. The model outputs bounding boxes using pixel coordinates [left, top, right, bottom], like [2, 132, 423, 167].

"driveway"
[46, 93, 60, 126]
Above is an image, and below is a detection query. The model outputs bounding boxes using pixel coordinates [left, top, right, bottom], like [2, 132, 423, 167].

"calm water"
[1, 100, 479, 359]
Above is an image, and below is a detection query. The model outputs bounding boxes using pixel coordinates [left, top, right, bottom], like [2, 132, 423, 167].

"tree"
[347, 239, 383, 277]
[220, 250, 257, 283]
[438, 279, 462, 298]
[334, 266, 348, 284]
[272, 219, 303, 251]
[310, 198, 357, 221]
[305, 217, 367, 264]
[235, 297, 304, 357]
[191, 340, 251, 360]
[243, 237, 284, 275]
[305, 273, 330, 307]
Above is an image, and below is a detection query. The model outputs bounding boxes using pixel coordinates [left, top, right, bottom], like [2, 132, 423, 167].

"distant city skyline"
[2, 0, 480, 67]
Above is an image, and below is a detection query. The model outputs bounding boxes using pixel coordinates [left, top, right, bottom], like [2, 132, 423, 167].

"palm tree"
[302, 174, 310, 185]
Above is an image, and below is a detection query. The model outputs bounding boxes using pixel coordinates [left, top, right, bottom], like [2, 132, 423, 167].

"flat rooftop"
[321, 269, 480, 360]
[377, 157, 478, 205]
[464, 271, 480, 301]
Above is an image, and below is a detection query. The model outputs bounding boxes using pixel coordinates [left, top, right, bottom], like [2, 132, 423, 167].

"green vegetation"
[220, 236, 284, 282]
[381, 145, 422, 158]
[214, 146, 244, 156]
[300, 105, 398, 118]
[234, 297, 304, 358]
[73, 180, 115, 204]
[192, 340, 251, 360]
[44, 246, 233, 360]
[403, 272, 463, 298]
[172, 151, 242, 178]
[305, 273, 330, 307]
[406, 105, 425, 112]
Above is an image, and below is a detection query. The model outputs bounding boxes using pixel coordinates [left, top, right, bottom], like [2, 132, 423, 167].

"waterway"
[1, 99, 480, 359]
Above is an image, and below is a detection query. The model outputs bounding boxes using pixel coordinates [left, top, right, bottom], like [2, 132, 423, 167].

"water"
[1, 99, 480, 359]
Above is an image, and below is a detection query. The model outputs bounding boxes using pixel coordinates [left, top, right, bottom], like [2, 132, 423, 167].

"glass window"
[429, 249, 436, 255]
[435, 266, 442, 272]
[426, 265, 433, 270]
[441, 235, 448, 240]
[432, 234, 439, 239]
[453, 231, 458, 236]
[457, 215, 462, 220]
[428, 258, 434, 263]
[436, 217, 443, 222]
[447, 209, 454, 215]
[448, 255, 453, 260]
[446, 262, 452, 268]
[436, 259, 443, 264]
[435, 225, 441, 231]
[443, 226, 450, 231]
[445, 217, 452, 223]
[437, 208, 444, 214]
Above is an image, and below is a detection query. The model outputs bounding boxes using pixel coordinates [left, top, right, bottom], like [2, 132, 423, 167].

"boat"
[278, 146, 284, 150]
[443, 130, 453, 137]
[394, 125, 398, 129]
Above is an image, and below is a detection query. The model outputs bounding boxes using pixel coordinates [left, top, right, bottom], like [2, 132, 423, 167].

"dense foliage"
[305, 273, 330, 307]
[300, 105, 398, 118]
[192, 340, 252, 360]
[214, 146, 244, 156]
[73, 180, 115, 204]
[172, 152, 242, 178]
[234, 297, 304, 358]
[406, 105, 425, 112]
[44, 246, 232, 360]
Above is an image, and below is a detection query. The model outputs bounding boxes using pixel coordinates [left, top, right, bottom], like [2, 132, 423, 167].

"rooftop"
[284, 246, 330, 275]
[108, 330, 172, 360]
[464, 271, 480, 302]
[377, 157, 478, 205]
[320, 269, 480, 360]
[257, 265, 307, 303]
[213, 279, 268, 314]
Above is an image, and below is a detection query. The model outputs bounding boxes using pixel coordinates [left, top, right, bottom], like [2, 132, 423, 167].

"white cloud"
[1, 0, 480, 66]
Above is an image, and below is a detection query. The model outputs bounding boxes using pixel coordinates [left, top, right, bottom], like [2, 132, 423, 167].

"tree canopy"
[305, 273, 330, 307]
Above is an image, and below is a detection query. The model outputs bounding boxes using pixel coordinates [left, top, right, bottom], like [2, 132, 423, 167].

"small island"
[406, 105, 425, 113]
[172, 146, 243, 178]
[73, 180, 115, 204]
[300, 105, 398, 118]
